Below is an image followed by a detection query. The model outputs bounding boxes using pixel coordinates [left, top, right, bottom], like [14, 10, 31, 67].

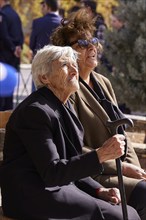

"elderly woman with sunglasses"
[51, 8, 146, 220]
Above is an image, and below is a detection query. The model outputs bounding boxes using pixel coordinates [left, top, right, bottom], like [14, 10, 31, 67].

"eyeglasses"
[69, 37, 99, 48]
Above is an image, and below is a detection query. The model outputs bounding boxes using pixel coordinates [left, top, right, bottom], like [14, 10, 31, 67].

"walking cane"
[106, 118, 134, 220]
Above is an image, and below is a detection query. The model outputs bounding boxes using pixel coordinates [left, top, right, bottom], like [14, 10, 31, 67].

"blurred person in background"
[82, 0, 112, 73]
[29, 0, 62, 57]
[109, 6, 131, 114]
[110, 6, 124, 30]
[29, 0, 62, 92]
[0, 0, 24, 111]
[83, 0, 106, 45]
[69, 0, 84, 13]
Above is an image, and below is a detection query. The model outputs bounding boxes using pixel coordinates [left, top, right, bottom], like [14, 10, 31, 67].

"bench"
[125, 114, 146, 170]
[0, 206, 15, 220]
[0, 111, 12, 165]
[0, 111, 15, 219]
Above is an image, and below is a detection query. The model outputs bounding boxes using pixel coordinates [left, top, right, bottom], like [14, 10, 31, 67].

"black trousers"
[2, 183, 140, 220]
[129, 180, 146, 220]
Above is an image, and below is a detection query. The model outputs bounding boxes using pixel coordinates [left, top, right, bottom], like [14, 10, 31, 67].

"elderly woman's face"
[48, 54, 79, 94]
[70, 32, 98, 73]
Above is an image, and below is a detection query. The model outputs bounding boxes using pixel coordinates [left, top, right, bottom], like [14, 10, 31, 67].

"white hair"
[31, 45, 78, 89]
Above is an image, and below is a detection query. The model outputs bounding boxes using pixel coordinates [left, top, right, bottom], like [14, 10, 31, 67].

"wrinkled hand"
[97, 187, 121, 204]
[96, 134, 125, 163]
[122, 162, 146, 180]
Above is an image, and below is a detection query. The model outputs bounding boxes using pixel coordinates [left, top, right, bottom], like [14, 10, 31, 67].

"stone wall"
[125, 114, 146, 169]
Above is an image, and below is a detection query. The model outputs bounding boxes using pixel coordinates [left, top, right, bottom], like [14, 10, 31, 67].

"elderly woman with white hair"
[0, 45, 140, 220]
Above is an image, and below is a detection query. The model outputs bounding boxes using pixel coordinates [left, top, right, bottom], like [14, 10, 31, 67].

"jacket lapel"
[92, 72, 117, 105]
[78, 82, 111, 129]
[38, 87, 83, 155]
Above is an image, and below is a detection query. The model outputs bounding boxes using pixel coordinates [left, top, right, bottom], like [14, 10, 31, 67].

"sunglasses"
[69, 37, 99, 48]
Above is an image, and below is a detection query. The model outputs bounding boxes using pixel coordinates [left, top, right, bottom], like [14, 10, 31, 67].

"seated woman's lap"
[8, 183, 139, 220]
[24, 184, 139, 220]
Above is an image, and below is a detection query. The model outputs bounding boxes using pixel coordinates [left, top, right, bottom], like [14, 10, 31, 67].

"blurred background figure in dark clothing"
[29, 0, 62, 57]
[83, 0, 106, 44]
[29, 0, 62, 92]
[69, 0, 84, 13]
[0, 0, 24, 111]
[110, 6, 124, 30]
[82, 0, 110, 72]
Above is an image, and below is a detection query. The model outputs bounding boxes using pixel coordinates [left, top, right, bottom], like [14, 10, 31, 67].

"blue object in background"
[0, 62, 18, 97]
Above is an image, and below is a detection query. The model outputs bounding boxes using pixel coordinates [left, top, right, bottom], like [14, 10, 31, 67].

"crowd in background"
[0, 0, 106, 111]
[0, 0, 130, 113]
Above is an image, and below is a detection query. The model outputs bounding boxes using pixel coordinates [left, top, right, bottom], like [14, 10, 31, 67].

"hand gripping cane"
[106, 118, 134, 220]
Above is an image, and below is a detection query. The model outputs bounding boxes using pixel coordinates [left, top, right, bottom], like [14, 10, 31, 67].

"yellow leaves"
[9, 0, 119, 63]
[97, 0, 119, 27]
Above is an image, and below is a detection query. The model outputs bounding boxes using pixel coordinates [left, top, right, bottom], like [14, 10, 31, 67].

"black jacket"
[0, 5, 24, 69]
[0, 87, 104, 220]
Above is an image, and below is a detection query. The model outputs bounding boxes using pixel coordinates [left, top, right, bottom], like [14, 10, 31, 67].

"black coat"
[0, 5, 24, 69]
[30, 13, 62, 55]
[0, 87, 104, 220]
[0, 11, 15, 52]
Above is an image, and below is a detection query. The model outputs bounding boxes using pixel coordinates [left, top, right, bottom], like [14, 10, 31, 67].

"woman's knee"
[128, 180, 146, 219]
[102, 204, 140, 220]
[129, 180, 146, 207]
[126, 205, 140, 220]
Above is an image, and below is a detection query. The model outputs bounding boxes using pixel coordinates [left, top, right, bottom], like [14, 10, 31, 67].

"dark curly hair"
[51, 8, 97, 46]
